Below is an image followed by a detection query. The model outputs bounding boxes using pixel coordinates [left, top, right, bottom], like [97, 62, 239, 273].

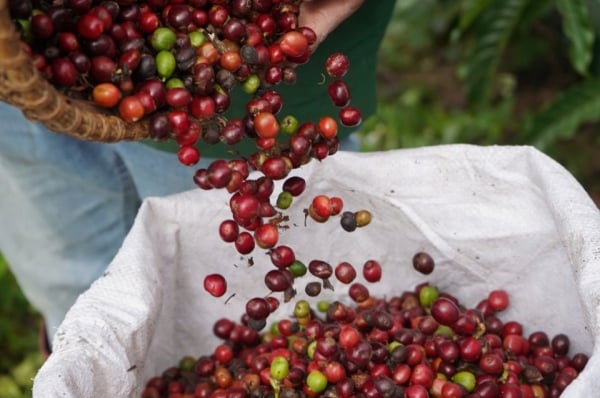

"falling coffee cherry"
[325, 52, 350, 78]
[355, 210, 372, 227]
[340, 211, 357, 232]
[362, 260, 382, 283]
[412, 252, 435, 275]
[308, 260, 334, 291]
[305, 281, 322, 297]
[204, 273, 227, 297]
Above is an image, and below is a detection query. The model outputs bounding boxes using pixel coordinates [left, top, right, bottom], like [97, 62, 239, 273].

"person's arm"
[298, 0, 366, 49]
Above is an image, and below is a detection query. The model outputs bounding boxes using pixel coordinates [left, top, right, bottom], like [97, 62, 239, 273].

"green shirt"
[144, 0, 396, 158]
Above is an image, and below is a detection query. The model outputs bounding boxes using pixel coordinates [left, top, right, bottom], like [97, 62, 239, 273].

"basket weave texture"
[0, 0, 150, 142]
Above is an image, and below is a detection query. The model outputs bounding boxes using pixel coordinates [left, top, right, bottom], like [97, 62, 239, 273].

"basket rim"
[0, 2, 151, 142]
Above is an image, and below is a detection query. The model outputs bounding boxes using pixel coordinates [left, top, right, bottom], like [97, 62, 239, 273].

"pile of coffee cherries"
[9, 0, 359, 164]
[142, 252, 589, 398]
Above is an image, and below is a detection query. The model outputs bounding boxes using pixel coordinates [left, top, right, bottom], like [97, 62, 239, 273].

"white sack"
[33, 144, 600, 397]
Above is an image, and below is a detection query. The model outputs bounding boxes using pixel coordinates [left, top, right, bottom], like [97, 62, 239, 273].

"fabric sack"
[33, 144, 600, 397]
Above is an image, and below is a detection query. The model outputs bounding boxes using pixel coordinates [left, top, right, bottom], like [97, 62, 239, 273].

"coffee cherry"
[305, 282, 322, 297]
[288, 260, 307, 278]
[503, 334, 529, 356]
[254, 111, 280, 139]
[306, 370, 328, 393]
[318, 116, 338, 139]
[276, 191, 293, 209]
[348, 283, 370, 303]
[294, 299, 310, 318]
[409, 363, 435, 389]
[479, 352, 504, 375]
[260, 156, 291, 180]
[571, 352, 589, 372]
[255, 223, 279, 249]
[279, 30, 308, 58]
[270, 245, 295, 269]
[280, 114, 299, 135]
[57, 31, 80, 52]
[230, 193, 260, 219]
[488, 289, 509, 312]
[177, 145, 200, 166]
[264, 269, 291, 292]
[328, 80, 351, 107]
[51, 57, 78, 86]
[203, 273, 227, 297]
[78, 13, 104, 40]
[412, 252, 435, 275]
[418, 285, 439, 307]
[431, 297, 460, 326]
[339, 106, 362, 127]
[92, 82, 122, 108]
[311, 195, 332, 218]
[151, 26, 176, 50]
[362, 260, 382, 283]
[270, 356, 289, 381]
[118, 95, 145, 122]
[308, 260, 333, 281]
[329, 197, 343, 215]
[552, 334, 570, 356]
[340, 211, 357, 232]
[354, 210, 372, 227]
[452, 370, 476, 393]
[234, 231, 255, 255]
[334, 262, 357, 284]
[282, 176, 306, 196]
[459, 336, 482, 362]
[325, 52, 349, 78]
[246, 297, 270, 321]
[503, 320, 523, 336]
[218, 220, 239, 243]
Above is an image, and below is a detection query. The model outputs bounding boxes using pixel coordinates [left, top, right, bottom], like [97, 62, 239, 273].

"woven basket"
[0, 0, 150, 142]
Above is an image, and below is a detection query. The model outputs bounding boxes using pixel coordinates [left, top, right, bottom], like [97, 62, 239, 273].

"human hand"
[298, 0, 366, 50]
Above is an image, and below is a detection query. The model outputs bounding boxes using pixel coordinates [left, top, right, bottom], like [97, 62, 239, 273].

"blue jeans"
[0, 103, 360, 346]
[0, 103, 198, 344]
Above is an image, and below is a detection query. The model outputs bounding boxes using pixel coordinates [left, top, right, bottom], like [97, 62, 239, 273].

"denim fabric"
[0, 103, 197, 343]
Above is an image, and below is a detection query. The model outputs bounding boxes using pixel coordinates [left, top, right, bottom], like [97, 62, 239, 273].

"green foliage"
[458, 0, 494, 32]
[361, 86, 514, 152]
[458, 0, 598, 146]
[0, 256, 42, 398]
[461, 0, 529, 104]
[555, 0, 595, 76]
[365, 0, 600, 198]
[522, 76, 600, 149]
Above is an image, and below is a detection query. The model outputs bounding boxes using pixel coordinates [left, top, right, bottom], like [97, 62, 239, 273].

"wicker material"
[0, 0, 150, 142]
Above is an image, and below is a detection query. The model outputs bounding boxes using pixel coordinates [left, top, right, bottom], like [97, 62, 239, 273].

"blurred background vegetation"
[0, 256, 43, 398]
[361, 0, 600, 203]
[1, 0, 600, 396]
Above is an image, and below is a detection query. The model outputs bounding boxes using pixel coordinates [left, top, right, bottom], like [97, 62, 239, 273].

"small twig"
[224, 293, 236, 304]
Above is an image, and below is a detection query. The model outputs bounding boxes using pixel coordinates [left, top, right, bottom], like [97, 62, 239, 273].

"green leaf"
[459, 0, 494, 32]
[0, 376, 21, 398]
[463, 0, 529, 104]
[522, 76, 600, 149]
[555, 0, 595, 76]
[518, 0, 554, 29]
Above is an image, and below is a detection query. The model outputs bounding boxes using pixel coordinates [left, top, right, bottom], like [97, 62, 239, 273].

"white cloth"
[33, 145, 600, 397]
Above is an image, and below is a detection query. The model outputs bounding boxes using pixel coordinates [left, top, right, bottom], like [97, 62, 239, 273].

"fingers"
[298, 0, 365, 50]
